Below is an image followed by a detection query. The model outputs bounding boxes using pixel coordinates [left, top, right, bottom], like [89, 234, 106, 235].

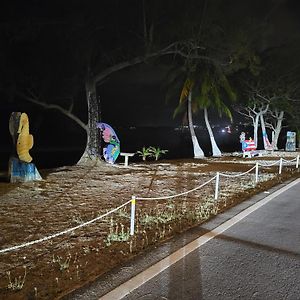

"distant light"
[225, 126, 232, 133]
[221, 129, 226, 133]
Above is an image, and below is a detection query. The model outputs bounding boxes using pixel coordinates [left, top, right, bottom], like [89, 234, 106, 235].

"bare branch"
[16, 92, 88, 132]
[235, 107, 255, 122]
[265, 121, 275, 131]
[93, 41, 222, 84]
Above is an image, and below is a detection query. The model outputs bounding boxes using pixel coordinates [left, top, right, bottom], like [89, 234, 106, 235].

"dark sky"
[100, 64, 237, 128]
[100, 65, 177, 127]
[98, 0, 300, 127]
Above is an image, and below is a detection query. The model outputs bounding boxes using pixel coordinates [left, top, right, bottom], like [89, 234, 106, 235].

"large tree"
[1, 0, 222, 163]
[237, 42, 300, 150]
[171, 62, 236, 157]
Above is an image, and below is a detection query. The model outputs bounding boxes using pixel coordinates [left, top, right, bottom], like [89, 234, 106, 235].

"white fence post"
[214, 172, 220, 200]
[255, 162, 259, 183]
[279, 158, 283, 174]
[130, 196, 136, 236]
[296, 155, 299, 169]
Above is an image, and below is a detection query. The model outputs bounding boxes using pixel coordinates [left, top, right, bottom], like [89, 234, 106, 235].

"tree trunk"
[260, 113, 272, 150]
[204, 107, 222, 157]
[77, 78, 102, 164]
[188, 91, 204, 158]
[253, 113, 259, 148]
[271, 110, 284, 150]
[296, 129, 300, 148]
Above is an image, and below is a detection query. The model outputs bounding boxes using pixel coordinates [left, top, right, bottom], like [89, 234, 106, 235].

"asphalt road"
[115, 179, 300, 300]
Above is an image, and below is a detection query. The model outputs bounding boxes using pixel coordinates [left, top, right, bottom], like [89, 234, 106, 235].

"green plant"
[139, 210, 180, 227]
[105, 222, 130, 246]
[52, 254, 71, 271]
[149, 146, 168, 161]
[136, 146, 152, 161]
[7, 266, 27, 291]
[117, 208, 130, 219]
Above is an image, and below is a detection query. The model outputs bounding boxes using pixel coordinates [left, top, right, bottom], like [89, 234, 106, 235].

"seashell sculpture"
[17, 112, 34, 163]
[8, 112, 42, 182]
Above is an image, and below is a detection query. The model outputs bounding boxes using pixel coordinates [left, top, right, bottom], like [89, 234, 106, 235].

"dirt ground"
[0, 152, 299, 300]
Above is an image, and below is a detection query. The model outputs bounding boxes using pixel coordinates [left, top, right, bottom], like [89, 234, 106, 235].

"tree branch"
[93, 41, 219, 84]
[16, 92, 88, 132]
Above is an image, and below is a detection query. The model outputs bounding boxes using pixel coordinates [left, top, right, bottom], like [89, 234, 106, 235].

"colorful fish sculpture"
[96, 122, 120, 164]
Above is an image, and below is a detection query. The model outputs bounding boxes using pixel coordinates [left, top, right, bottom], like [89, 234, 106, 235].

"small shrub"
[136, 146, 168, 161]
[136, 146, 152, 161]
[149, 146, 168, 161]
[7, 266, 27, 291]
[105, 223, 130, 246]
[52, 254, 71, 272]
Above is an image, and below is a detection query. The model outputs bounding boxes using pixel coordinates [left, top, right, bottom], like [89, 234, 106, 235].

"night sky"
[1, 0, 300, 169]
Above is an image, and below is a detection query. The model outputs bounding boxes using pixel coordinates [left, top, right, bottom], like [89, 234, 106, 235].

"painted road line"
[99, 178, 300, 300]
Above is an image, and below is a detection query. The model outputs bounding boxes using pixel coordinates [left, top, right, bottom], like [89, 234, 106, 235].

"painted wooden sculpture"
[97, 122, 120, 164]
[9, 112, 42, 183]
[17, 112, 34, 163]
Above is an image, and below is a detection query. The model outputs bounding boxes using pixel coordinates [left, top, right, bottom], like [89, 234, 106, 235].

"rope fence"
[135, 175, 217, 201]
[130, 154, 299, 236]
[219, 165, 257, 178]
[0, 200, 131, 254]
[0, 154, 299, 254]
[258, 159, 281, 167]
[257, 156, 299, 174]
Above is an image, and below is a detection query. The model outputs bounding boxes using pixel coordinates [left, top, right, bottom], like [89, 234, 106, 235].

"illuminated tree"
[175, 77, 205, 158]
[237, 44, 300, 150]
[172, 62, 235, 157]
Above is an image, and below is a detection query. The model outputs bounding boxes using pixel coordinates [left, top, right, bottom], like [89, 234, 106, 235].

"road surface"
[102, 178, 300, 300]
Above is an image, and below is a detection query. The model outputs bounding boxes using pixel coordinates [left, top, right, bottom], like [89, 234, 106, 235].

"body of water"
[0, 126, 288, 171]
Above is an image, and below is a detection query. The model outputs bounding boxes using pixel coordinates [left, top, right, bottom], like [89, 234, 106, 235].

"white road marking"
[100, 178, 300, 300]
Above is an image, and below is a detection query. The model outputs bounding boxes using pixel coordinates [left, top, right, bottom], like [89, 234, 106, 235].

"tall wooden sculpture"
[16, 112, 34, 163]
[9, 112, 42, 183]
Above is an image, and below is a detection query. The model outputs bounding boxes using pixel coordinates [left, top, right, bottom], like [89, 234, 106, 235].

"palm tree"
[175, 77, 205, 158]
[194, 68, 236, 156]
[172, 64, 236, 157]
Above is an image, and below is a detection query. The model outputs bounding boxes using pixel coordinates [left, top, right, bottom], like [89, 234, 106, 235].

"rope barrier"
[257, 159, 281, 167]
[136, 176, 217, 201]
[219, 165, 256, 178]
[1, 154, 298, 253]
[282, 157, 297, 163]
[0, 200, 131, 254]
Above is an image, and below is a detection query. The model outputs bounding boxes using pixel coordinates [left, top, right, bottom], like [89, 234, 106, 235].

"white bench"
[120, 152, 135, 167]
[243, 150, 266, 158]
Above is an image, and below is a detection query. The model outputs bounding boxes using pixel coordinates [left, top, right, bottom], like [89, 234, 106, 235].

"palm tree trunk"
[253, 113, 259, 148]
[260, 113, 272, 150]
[204, 107, 221, 157]
[188, 91, 204, 158]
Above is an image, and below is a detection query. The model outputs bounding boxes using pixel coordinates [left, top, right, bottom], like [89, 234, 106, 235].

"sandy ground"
[0, 151, 299, 299]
